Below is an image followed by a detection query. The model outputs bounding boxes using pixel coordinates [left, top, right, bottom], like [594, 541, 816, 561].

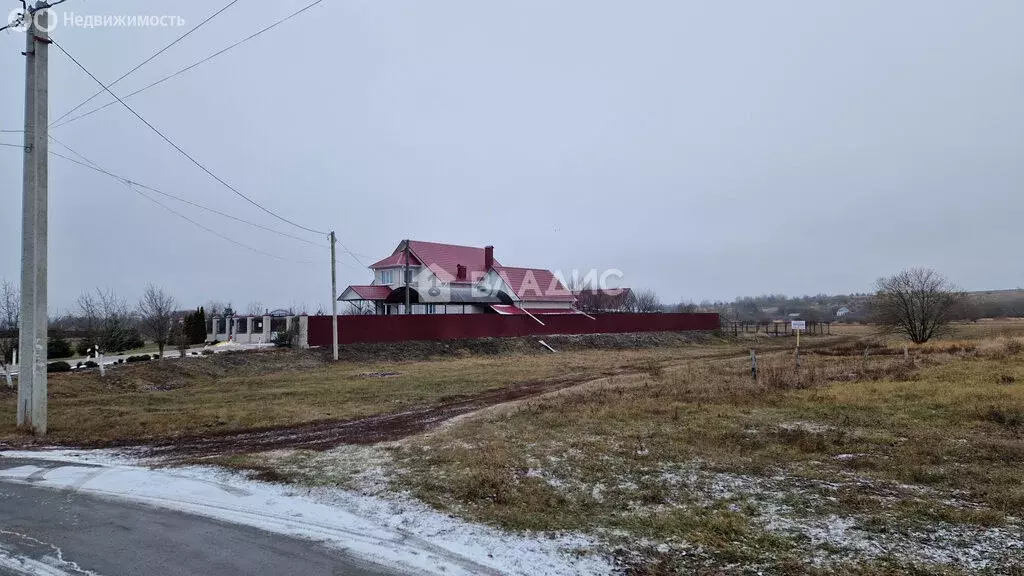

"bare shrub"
[757, 352, 920, 390]
[1006, 338, 1024, 356]
[626, 289, 662, 314]
[79, 288, 142, 353]
[975, 337, 1024, 360]
[981, 406, 1024, 430]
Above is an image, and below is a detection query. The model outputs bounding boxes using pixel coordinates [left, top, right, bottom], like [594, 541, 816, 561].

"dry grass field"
[3, 321, 1024, 574]
[0, 335, 751, 445]
[370, 324, 1024, 574]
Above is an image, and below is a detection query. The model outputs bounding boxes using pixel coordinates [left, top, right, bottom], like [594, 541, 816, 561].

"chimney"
[456, 264, 467, 280]
[484, 246, 494, 270]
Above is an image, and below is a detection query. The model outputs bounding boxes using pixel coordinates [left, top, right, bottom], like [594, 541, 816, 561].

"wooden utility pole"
[329, 231, 338, 361]
[403, 239, 411, 314]
[17, 3, 49, 436]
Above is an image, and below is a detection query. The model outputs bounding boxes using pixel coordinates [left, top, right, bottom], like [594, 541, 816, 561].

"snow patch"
[0, 450, 610, 575]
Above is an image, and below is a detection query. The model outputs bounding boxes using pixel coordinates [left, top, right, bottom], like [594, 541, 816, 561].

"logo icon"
[412, 264, 453, 304]
[7, 8, 28, 31]
[6, 7, 56, 33]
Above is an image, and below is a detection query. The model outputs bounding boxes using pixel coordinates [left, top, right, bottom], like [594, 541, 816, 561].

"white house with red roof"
[339, 240, 578, 316]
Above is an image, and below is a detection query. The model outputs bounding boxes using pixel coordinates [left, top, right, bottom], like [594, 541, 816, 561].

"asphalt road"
[0, 459, 401, 576]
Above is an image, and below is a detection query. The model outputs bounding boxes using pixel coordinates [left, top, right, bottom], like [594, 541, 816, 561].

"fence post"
[750, 349, 758, 382]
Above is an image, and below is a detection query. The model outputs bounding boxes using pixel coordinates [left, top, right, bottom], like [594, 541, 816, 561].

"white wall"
[383, 303, 487, 315]
[374, 265, 422, 287]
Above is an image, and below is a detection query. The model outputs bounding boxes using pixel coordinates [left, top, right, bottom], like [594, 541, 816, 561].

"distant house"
[836, 307, 850, 317]
[339, 240, 579, 316]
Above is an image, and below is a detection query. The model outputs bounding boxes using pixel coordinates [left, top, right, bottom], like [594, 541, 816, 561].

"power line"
[52, 135, 365, 271]
[0, 142, 25, 149]
[128, 182, 319, 265]
[48, 139, 327, 249]
[51, 37, 329, 237]
[49, 0, 243, 127]
[0, 0, 26, 32]
[336, 237, 366, 268]
[48, 137, 368, 270]
[46, 145, 319, 265]
[51, 0, 328, 130]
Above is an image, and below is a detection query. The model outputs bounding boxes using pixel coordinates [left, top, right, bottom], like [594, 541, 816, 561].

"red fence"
[307, 313, 720, 347]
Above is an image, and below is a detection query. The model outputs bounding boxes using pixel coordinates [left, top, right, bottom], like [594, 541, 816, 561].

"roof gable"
[494, 266, 575, 302]
[369, 251, 421, 269]
[340, 285, 393, 301]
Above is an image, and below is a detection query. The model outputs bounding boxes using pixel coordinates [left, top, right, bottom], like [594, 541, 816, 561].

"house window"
[425, 304, 437, 314]
[380, 269, 394, 285]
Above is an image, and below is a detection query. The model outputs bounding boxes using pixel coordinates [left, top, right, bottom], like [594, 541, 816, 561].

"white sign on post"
[791, 320, 806, 331]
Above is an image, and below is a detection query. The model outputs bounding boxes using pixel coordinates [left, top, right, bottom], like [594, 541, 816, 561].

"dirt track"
[142, 370, 621, 461]
[3, 334, 854, 459]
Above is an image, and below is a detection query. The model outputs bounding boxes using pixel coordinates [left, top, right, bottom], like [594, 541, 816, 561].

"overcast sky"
[1, 0, 1022, 313]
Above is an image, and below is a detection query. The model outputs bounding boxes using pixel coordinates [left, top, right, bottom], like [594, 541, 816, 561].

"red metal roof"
[365, 240, 575, 304]
[370, 241, 498, 283]
[491, 304, 527, 315]
[495, 267, 576, 302]
[407, 240, 499, 281]
[344, 285, 393, 300]
[369, 252, 421, 269]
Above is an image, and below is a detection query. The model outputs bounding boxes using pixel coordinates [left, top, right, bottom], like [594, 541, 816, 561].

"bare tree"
[76, 290, 102, 344]
[138, 285, 178, 359]
[78, 288, 139, 354]
[204, 300, 226, 317]
[874, 268, 963, 344]
[568, 277, 634, 313]
[246, 301, 265, 317]
[627, 289, 662, 313]
[344, 301, 376, 315]
[950, 297, 982, 323]
[676, 301, 698, 313]
[0, 280, 19, 386]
